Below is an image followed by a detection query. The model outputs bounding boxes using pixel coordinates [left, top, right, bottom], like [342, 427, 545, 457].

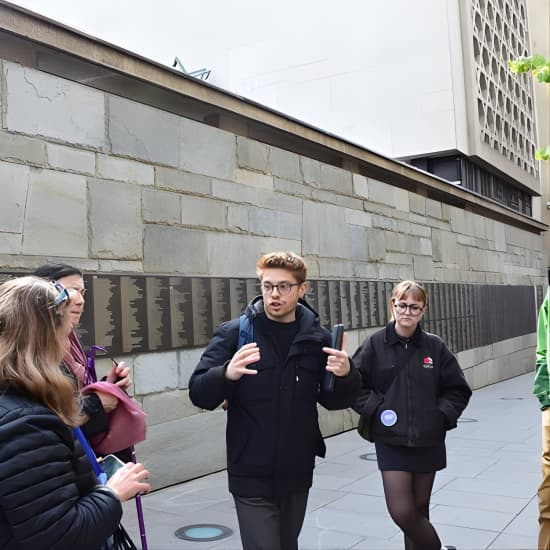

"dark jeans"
[233, 490, 309, 550]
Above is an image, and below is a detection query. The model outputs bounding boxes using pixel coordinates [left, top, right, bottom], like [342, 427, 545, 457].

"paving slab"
[122, 372, 540, 549]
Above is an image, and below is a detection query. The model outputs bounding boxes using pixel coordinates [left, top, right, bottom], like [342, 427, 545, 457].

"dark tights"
[381, 470, 441, 550]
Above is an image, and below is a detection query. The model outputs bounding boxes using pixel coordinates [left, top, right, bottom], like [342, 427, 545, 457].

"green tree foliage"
[509, 54, 550, 160]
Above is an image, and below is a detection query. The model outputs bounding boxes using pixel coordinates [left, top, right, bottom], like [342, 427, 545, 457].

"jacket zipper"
[405, 341, 414, 445]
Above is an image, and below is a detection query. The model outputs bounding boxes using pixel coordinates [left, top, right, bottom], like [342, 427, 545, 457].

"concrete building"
[0, 0, 547, 488]
[201, 0, 550, 273]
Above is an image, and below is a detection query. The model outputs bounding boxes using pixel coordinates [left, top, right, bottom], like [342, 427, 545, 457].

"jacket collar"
[385, 320, 423, 346]
[244, 295, 325, 341]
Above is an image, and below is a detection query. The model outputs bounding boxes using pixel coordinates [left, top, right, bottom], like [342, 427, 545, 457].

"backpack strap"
[238, 314, 254, 349]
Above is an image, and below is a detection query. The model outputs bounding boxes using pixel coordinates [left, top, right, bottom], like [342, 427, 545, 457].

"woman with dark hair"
[0, 276, 150, 549]
[33, 263, 131, 453]
[353, 280, 471, 550]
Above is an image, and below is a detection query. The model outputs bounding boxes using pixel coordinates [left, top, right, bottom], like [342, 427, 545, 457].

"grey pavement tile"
[306, 486, 348, 512]
[488, 450, 540, 468]
[313, 472, 374, 491]
[500, 496, 538, 537]
[304, 507, 398, 539]
[430, 488, 530, 514]
[443, 455, 500, 477]
[325, 445, 377, 466]
[340, 470, 385, 497]
[313, 459, 378, 489]
[443, 476, 536, 499]
[120, 373, 540, 550]
[487, 531, 537, 549]
[314, 492, 388, 516]
[348, 531, 405, 549]
[475, 466, 540, 486]
[446, 443, 508, 457]
[298, 525, 365, 549]
[315, 458, 378, 480]
[431, 503, 515, 531]
[433, 522, 500, 550]
[447, 436, 515, 450]
[203, 497, 238, 515]
[431, 471, 458, 492]
[324, 431, 367, 456]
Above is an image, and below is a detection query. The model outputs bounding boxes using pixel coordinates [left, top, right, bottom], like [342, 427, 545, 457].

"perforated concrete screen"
[472, 0, 538, 177]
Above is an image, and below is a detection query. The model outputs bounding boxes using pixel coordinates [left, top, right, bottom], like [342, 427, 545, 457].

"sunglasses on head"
[47, 281, 70, 309]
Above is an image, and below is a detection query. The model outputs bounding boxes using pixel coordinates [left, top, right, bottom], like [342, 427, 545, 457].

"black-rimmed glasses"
[261, 282, 301, 295]
[393, 302, 424, 315]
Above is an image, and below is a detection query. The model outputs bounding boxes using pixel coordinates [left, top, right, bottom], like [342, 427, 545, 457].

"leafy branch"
[509, 54, 550, 160]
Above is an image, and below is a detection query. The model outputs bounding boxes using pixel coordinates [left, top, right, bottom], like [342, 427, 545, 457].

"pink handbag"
[82, 381, 147, 454]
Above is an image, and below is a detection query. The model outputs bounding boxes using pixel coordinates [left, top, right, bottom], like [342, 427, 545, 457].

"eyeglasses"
[261, 282, 301, 295]
[48, 281, 70, 309]
[393, 302, 424, 315]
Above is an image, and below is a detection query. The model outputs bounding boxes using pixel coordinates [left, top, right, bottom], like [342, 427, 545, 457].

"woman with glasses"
[352, 280, 471, 550]
[33, 263, 132, 459]
[0, 276, 150, 549]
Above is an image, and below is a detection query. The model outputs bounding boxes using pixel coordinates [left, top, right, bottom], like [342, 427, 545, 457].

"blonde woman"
[0, 276, 150, 549]
[353, 280, 471, 550]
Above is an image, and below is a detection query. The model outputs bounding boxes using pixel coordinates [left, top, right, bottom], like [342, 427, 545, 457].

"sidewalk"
[122, 372, 540, 549]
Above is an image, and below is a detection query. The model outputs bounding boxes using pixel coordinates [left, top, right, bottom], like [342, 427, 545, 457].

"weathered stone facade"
[0, 51, 546, 488]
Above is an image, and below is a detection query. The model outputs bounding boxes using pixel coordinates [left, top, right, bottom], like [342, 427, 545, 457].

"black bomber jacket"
[189, 297, 361, 497]
[352, 322, 472, 447]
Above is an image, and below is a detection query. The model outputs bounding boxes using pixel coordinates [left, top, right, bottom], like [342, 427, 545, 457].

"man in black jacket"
[189, 251, 360, 550]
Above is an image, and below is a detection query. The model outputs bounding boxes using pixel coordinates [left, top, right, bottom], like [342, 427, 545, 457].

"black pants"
[233, 490, 309, 550]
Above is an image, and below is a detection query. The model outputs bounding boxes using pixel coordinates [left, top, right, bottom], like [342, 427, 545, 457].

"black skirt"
[375, 440, 446, 472]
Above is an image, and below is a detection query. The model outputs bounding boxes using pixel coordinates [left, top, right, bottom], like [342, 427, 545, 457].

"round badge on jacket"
[380, 409, 398, 426]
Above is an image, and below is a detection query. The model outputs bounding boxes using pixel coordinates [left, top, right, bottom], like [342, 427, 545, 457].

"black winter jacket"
[352, 322, 471, 447]
[189, 297, 360, 497]
[0, 388, 122, 550]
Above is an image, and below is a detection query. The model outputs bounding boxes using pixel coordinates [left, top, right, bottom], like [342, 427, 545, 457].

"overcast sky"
[9, 1, 338, 74]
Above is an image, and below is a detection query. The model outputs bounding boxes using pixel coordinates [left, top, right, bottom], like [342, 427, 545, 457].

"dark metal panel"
[368, 281, 379, 327]
[120, 275, 148, 353]
[328, 280, 342, 327]
[0, 271, 541, 356]
[90, 274, 123, 353]
[340, 280, 352, 329]
[229, 279, 249, 319]
[359, 281, 370, 328]
[316, 280, 331, 329]
[349, 281, 361, 329]
[210, 278, 231, 330]
[169, 276, 193, 348]
[191, 278, 213, 347]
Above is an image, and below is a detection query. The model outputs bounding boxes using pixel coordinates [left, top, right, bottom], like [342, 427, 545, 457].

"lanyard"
[74, 426, 107, 485]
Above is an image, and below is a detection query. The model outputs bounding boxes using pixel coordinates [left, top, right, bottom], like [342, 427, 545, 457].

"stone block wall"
[1, 59, 546, 488]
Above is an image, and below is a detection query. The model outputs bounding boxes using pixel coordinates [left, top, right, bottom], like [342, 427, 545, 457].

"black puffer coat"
[352, 322, 472, 446]
[189, 297, 360, 497]
[0, 388, 122, 550]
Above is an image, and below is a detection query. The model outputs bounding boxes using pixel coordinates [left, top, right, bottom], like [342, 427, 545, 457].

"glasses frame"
[261, 282, 301, 295]
[393, 301, 424, 316]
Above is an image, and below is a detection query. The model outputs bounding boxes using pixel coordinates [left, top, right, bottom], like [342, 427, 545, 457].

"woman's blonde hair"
[0, 276, 82, 426]
[388, 280, 428, 321]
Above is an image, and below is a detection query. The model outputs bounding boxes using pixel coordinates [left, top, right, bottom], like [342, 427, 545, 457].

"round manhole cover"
[175, 524, 233, 542]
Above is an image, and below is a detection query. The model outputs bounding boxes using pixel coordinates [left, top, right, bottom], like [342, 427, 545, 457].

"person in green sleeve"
[535, 287, 550, 550]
